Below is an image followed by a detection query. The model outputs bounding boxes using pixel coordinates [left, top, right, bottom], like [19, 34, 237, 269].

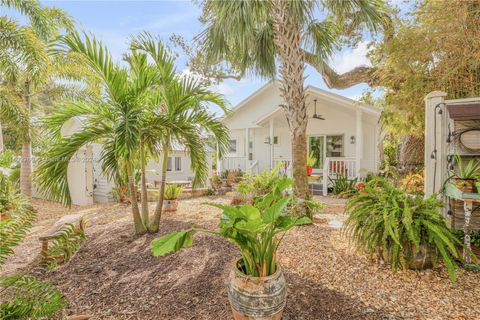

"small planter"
[1, 212, 10, 220]
[162, 199, 178, 212]
[228, 259, 286, 320]
[451, 177, 476, 193]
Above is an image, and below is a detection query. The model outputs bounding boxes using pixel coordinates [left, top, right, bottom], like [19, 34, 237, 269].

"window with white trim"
[175, 157, 182, 171]
[166, 157, 172, 171]
[229, 139, 237, 153]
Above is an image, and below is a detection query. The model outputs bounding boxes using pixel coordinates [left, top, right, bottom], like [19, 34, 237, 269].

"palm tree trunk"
[0, 121, 4, 153]
[272, 0, 310, 216]
[139, 136, 149, 226]
[20, 80, 32, 196]
[150, 142, 169, 233]
[127, 161, 147, 235]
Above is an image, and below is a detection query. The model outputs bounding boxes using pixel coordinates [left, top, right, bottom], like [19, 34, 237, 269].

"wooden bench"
[38, 213, 86, 261]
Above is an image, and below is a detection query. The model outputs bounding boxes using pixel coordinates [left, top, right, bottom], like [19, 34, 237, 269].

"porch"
[219, 155, 357, 195]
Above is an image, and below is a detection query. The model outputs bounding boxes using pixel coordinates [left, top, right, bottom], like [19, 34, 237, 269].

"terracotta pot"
[404, 243, 438, 270]
[1, 212, 10, 220]
[306, 166, 313, 176]
[162, 199, 178, 212]
[451, 177, 476, 193]
[228, 259, 286, 320]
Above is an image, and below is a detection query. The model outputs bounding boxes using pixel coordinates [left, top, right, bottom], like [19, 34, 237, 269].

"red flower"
[355, 183, 365, 189]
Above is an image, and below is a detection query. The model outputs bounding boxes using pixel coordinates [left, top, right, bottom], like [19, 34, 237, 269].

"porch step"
[309, 183, 324, 196]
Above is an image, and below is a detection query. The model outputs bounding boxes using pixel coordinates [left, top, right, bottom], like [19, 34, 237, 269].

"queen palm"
[0, 0, 74, 196]
[196, 0, 389, 214]
[130, 33, 230, 233]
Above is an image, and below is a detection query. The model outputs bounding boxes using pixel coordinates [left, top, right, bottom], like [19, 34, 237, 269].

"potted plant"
[344, 176, 466, 282]
[163, 184, 183, 212]
[151, 178, 310, 319]
[449, 155, 480, 193]
[306, 152, 316, 176]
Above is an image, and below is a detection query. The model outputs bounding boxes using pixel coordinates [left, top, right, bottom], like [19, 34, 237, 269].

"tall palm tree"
[0, 0, 74, 196]
[35, 32, 159, 235]
[130, 33, 230, 233]
[196, 0, 389, 214]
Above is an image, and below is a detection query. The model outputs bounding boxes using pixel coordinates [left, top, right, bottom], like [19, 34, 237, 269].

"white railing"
[323, 157, 357, 195]
[222, 156, 246, 171]
[247, 160, 259, 174]
[273, 158, 292, 177]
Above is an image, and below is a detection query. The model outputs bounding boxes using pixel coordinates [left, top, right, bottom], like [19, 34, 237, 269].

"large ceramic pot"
[162, 199, 178, 212]
[228, 259, 286, 320]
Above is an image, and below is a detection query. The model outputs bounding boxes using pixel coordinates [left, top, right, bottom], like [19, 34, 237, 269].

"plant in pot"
[151, 178, 310, 319]
[344, 176, 466, 282]
[306, 152, 316, 176]
[449, 154, 480, 193]
[163, 184, 183, 212]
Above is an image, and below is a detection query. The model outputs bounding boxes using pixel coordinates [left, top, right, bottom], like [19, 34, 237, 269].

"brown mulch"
[3, 196, 480, 319]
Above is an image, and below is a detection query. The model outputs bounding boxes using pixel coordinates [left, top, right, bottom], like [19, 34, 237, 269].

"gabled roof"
[224, 80, 381, 124]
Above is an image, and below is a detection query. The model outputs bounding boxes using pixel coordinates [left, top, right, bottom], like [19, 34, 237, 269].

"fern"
[344, 176, 468, 282]
[0, 207, 37, 267]
[45, 221, 86, 267]
[0, 275, 65, 319]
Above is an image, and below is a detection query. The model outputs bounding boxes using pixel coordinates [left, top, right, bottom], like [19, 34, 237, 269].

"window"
[248, 152, 253, 161]
[229, 139, 237, 153]
[273, 136, 279, 145]
[326, 135, 344, 157]
[175, 157, 182, 171]
[166, 157, 172, 171]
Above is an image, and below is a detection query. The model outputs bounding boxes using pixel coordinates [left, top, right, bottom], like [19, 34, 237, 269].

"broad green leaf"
[151, 230, 194, 257]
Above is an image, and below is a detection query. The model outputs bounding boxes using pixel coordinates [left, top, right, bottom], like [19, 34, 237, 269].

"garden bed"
[3, 196, 480, 319]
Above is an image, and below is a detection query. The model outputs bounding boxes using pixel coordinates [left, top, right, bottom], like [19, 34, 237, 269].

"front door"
[308, 135, 326, 173]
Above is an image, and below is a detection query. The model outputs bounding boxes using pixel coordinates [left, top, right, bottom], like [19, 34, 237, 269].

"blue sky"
[39, 0, 371, 109]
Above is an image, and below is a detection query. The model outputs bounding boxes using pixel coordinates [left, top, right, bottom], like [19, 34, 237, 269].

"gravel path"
[3, 196, 480, 319]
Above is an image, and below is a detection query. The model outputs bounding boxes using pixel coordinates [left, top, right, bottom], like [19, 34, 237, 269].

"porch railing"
[273, 158, 292, 177]
[322, 157, 357, 195]
[222, 156, 246, 172]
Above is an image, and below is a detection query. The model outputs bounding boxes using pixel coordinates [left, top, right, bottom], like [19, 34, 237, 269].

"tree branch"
[304, 50, 377, 89]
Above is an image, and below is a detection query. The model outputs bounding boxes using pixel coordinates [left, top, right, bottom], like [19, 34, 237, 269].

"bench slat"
[39, 213, 85, 240]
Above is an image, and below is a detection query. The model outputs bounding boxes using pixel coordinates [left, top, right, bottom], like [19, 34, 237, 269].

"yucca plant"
[330, 174, 358, 198]
[151, 178, 310, 277]
[449, 154, 480, 193]
[164, 184, 183, 200]
[344, 176, 465, 282]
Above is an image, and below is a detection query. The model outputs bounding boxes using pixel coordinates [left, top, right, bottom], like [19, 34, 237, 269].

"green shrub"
[0, 275, 65, 319]
[164, 184, 183, 200]
[344, 176, 464, 282]
[330, 174, 358, 197]
[45, 222, 87, 269]
[151, 178, 310, 277]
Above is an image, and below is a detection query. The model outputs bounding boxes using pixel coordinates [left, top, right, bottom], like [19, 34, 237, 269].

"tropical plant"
[344, 176, 465, 282]
[183, 0, 390, 212]
[0, 0, 83, 197]
[330, 174, 358, 197]
[0, 275, 65, 319]
[164, 184, 183, 200]
[151, 178, 310, 277]
[44, 221, 87, 269]
[306, 151, 316, 167]
[129, 33, 230, 233]
[451, 154, 480, 179]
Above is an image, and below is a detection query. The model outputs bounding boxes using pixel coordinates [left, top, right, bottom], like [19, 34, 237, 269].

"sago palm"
[197, 0, 389, 214]
[131, 33, 230, 232]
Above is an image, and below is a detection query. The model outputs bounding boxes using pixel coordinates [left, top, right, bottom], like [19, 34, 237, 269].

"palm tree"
[130, 33, 230, 233]
[0, 0, 74, 196]
[34, 32, 159, 235]
[196, 0, 389, 214]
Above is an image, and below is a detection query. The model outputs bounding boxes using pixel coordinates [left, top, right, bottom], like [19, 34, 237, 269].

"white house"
[34, 117, 214, 206]
[219, 81, 381, 194]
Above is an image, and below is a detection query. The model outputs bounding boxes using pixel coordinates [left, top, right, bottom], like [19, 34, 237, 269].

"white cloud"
[212, 83, 234, 95]
[331, 41, 371, 74]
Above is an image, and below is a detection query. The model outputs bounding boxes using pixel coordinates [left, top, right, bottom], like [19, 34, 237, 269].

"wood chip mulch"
[2, 196, 480, 319]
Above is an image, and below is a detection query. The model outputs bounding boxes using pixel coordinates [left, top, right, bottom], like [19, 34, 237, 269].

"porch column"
[245, 127, 249, 171]
[355, 109, 363, 177]
[216, 142, 222, 174]
[269, 118, 274, 169]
